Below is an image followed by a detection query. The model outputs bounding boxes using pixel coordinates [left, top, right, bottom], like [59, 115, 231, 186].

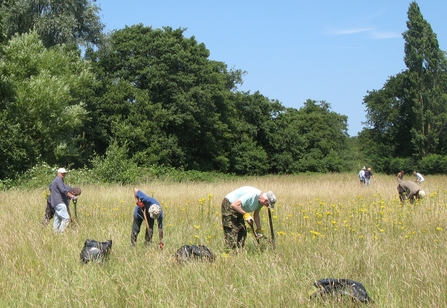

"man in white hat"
[41, 185, 81, 226]
[221, 186, 276, 250]
[49, 168, 78, 232]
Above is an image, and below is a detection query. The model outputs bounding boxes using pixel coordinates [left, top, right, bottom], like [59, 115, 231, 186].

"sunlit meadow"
[1, 173, 447, 307]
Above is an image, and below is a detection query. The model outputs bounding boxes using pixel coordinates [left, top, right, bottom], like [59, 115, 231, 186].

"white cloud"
[327, 28, 374, 35]
[326, 27, 401, 39]
[370, 31, 401, 39]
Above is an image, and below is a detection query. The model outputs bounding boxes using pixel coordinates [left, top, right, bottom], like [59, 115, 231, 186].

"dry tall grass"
[1, 174, 447, 307]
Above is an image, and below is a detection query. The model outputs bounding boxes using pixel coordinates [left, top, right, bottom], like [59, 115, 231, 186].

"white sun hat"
[418, 190, 426, 198]
[149, 204, 161, 219]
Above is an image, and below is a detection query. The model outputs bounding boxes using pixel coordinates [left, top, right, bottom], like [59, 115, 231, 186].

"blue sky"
[95, 1, 446, 136]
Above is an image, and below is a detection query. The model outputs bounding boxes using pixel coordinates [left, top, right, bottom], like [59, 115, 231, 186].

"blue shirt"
[225, 186, 263, 213]
[134, 190, 163, 228]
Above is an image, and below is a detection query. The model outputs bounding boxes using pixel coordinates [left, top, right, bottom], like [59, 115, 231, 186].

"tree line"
[359, 2, 447, 174]
[0, 1, 446, 182]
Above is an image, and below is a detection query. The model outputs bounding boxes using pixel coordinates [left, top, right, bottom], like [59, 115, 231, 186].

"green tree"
[230, 133, 269, 175]
[87, 25, 244, 172]
[403, 1, 447, 158]
[227, 91, 283, 175]
[268, 108, 307, 173]
[361, 1, 447, 172]
[271, 100, 349, 173]
[0, 0, 103, 48]
[0, 31, 96, 178]
[86, 24, 353, 175]
[361, 73, 413, 159]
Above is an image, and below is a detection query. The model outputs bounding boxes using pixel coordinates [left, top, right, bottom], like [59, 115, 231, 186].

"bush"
[418, 154, 444, 174]
[0, 178, 15, 190]
[90, 142, 139, 185]
[16, 162, 56, 188]
[12, 162, 97, 189]
[388, 157, 416, 175]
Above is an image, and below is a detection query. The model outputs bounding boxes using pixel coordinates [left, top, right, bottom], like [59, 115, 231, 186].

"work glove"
[243, 213, 253, 224]
[136, 201, 144, 208]
[159, 241, 164, 250]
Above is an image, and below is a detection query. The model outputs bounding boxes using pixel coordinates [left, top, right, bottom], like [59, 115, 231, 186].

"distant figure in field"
[364, 167, 375, 186]
[397, 180, 425, 204]
[414, 171, 424, 184]
[397, 170, 405, 182]
[358, 166, 366, 186]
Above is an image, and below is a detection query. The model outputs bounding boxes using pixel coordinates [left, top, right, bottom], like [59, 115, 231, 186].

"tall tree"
[403, 1, 447, 158]
[361, 1, 447, 171]
[87, 25, 244, 172]
[0, 0, 103, 48]
[361, 73, 414, 159]
[0, 31, 96, 178]
[271, 100, 349, 173]
[227, 91, 284, 175]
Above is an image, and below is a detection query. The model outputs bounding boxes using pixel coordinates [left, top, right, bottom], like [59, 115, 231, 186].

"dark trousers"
[131, 216, 155, 245]
[41, 197, 54, 225]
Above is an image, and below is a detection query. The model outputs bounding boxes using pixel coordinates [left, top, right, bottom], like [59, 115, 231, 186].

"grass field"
[1, 173, 446, 307]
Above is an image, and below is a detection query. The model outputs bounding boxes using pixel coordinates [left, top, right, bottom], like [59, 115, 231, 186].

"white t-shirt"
[415, 173, 424, 182]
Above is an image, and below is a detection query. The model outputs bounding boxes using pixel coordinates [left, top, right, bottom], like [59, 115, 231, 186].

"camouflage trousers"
[221, 198, 247, 250]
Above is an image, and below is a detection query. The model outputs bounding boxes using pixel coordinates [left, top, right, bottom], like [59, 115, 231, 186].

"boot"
[131, 233, 138, 246]
[144, 229, 153, 246]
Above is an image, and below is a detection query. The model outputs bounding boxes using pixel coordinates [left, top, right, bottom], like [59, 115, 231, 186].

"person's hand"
[159, 241, 164, 249]
[72, 195, 77, 201]
[243, 213, 253, 224]
[136, 201, 144, 208]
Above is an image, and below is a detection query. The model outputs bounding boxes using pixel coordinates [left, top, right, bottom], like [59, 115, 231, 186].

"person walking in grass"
[50, 168, 78, 232]
[221, 186, 276, 250]
[397, 170, 405, 182]
[131, 188, 164, 249]
[364, 167, 375, 186]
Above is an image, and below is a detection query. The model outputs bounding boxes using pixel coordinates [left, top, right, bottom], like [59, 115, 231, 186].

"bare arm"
[230, 199, 246, 215]
[253, 209, 261, 230]
[134, 188, 140, 202]
[158, 228, 163, 242]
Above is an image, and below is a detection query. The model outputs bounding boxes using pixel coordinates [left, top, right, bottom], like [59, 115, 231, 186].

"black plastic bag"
[310, 278, 374, 304]
[80, 239, 112, 264]
[174, 245, 215, 263]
